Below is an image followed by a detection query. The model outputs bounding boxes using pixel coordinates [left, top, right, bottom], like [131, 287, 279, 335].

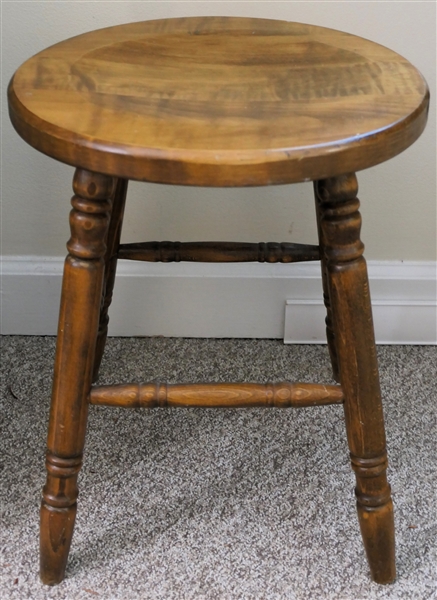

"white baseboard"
[1, 257, 436, 344]
[285, 299, 436, 344]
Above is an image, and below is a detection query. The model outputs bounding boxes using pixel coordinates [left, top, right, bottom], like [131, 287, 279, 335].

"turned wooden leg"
[316, 173, 396, 584]
[40, 169, 114, 585]
[93, 178, 128, 382]
[314, 181, 340, 382]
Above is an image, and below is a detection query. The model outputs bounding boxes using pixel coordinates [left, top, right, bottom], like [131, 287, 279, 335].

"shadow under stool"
[8, 16, 429, 586]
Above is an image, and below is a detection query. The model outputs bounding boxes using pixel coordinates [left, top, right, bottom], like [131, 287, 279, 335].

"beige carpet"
[1, 337, 436, 599]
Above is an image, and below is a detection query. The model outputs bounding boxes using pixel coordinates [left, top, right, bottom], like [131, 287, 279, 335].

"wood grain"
[40, 169, 113, 585]
[93, 178, 128, 382]
[314, 182, 339, 381]
[316, 173, 396, 584]
[89, 381, 344, 408]
[8, 17, 429, 186]
[117, 241, 320, 263]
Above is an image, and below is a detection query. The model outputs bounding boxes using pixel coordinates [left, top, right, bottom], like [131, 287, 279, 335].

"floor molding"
[2, 257, 436, 343]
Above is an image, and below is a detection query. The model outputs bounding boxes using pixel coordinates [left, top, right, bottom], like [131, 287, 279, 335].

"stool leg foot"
[40, 455, 81, 585]
[316, 173, 396, 584]
[352, 454, 396, 584]
[314, 182, 339, 382]
[93, 178, 128, 382]
[40, 169, 113, 585]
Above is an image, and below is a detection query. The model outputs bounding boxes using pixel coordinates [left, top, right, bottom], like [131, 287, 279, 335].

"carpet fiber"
[1, 337, 436, 599]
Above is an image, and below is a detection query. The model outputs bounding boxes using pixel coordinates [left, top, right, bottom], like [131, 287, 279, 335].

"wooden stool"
[8, 17, 429, 586]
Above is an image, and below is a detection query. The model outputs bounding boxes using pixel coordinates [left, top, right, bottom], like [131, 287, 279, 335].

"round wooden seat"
[8, 16, 428, 186]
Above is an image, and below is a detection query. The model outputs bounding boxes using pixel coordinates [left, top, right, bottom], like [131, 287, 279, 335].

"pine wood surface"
[8, 16, 429, 186]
